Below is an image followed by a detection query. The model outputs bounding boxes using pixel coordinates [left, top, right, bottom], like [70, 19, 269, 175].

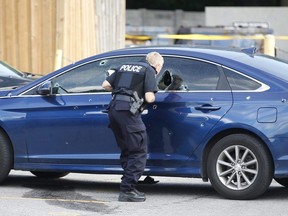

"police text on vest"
[120, 65, 143, 72]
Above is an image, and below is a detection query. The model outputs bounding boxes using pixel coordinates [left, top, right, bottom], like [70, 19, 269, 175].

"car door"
[23, 56, 142, 165]
[144, 56, 233, 171]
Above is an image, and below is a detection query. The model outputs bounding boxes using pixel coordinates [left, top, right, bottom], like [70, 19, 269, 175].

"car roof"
[101, 46, 288, 81]
[91, 46, 260, 70]
[7, 46, 288, 96]
[102, 45, 245, 60]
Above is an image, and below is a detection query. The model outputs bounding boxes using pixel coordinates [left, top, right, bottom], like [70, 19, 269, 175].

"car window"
[52, 57, 144, 94]
[159, 57, 221, 91]
[234, 54, 288, 82]
[51, 60, 108, 94]
[24, 56, 143, 95]
[223, 67, 261, 90]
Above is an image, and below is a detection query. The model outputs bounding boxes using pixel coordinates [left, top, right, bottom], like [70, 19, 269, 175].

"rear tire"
[31, 171, 69, 179]
[0, 131, 13, 184]
[207, 134, 273, 199]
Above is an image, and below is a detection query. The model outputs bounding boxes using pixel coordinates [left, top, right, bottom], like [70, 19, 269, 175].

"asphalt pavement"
[1, 171, 288, 216]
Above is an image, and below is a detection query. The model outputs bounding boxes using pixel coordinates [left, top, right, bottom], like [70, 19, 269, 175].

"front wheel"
[207, 134, 273, 200]
[0, 131, 13, 184]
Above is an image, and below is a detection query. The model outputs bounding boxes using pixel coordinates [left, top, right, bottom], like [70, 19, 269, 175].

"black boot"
[118, 189, 146, 202]
[138, 176, 159, 184]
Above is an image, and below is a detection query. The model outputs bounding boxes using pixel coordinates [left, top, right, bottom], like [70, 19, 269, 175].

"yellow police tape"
[125, 34, 152, 41]
[126, 34, 288, 41]
[158, 34, 265, 40]
[158, 34, 288, 40]
[275, 36, 288, 40]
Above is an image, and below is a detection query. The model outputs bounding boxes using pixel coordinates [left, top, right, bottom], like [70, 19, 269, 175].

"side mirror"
[163, 70, 173, 86]
[158, 70, 173, 90]
[37, 81, 52, 95]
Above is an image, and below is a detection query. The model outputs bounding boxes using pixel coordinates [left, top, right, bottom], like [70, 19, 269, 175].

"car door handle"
[84, 111, 108, 116]
[195, 105, 221, 111]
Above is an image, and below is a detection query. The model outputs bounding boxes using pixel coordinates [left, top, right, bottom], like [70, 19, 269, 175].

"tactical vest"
[112, 62, 149, 99]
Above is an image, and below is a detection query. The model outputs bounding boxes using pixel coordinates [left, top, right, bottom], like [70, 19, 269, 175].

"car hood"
[0, 75, 33, 89]
[0, 89, 12, 97]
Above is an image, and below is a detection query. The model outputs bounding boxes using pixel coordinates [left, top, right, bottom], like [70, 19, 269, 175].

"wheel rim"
[216, 145, 258, 190]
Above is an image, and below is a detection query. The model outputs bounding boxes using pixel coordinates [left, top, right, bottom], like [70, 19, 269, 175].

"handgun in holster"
[130, 91, 144, 115]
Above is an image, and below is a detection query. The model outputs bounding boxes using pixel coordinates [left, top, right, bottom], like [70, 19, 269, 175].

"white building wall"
[206, 7, 288, 59]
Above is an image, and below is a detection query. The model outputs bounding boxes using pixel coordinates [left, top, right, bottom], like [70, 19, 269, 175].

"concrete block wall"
[127, 7, 288, 60]
[126, 9, 205, 34]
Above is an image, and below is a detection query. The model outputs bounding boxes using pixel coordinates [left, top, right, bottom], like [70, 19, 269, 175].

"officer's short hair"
[146, 52, 164, 67]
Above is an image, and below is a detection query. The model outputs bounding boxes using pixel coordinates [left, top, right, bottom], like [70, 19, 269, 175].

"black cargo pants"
[108, 100, 147, 192]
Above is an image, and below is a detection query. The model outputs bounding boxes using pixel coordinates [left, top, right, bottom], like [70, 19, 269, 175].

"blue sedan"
[1, 46, 288, 200]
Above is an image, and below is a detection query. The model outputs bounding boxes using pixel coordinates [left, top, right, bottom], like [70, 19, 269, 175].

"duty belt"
[113, 94, 132, 102]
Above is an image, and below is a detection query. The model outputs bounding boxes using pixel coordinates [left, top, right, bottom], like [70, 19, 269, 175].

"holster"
[112, 91, 143, 115]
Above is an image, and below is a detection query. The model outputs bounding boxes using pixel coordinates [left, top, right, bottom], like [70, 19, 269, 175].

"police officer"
[102, 52, 164, 202]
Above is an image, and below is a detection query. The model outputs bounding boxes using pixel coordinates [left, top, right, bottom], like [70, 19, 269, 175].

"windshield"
[0, 61, 24, 78]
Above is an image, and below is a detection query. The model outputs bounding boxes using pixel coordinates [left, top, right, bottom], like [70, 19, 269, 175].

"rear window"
[235, 55, 288, 81]
[223, 68, 261, 90]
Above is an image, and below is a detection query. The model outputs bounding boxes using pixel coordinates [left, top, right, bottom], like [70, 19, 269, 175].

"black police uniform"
[106, 61, 158, 193]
